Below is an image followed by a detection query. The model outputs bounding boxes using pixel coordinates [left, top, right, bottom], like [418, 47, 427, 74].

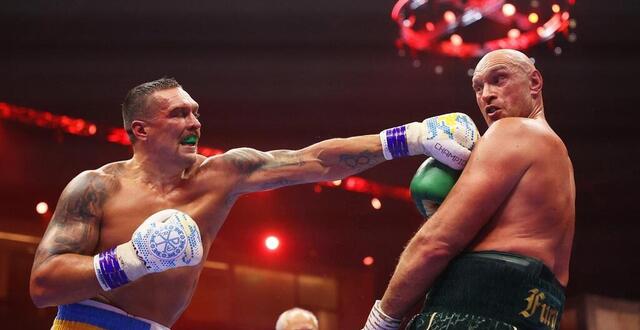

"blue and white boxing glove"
[93, 209, 203, 291]
[380, 113, 479, 170]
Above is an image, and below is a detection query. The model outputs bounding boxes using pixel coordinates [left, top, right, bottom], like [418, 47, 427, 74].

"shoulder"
[62, 166, 120, 200]
[471, 118, 548, 172]
[482, 118, 553, 152]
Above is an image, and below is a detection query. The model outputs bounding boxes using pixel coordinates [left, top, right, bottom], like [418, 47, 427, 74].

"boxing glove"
[410, 157, 460, 219]
[380, 112, 479, 170]
[93, 209, 203, 291]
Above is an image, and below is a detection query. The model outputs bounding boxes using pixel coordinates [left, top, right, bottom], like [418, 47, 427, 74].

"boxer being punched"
[29, 78, 478, 329]
[364, 49, 575, 330]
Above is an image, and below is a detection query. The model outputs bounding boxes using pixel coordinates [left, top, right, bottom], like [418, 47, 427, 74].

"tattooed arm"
[220, 135, 385, 194]
[30, 170, 114, 307]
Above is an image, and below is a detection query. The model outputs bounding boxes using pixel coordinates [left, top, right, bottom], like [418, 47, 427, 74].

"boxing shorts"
[52, 299, 170, 330]
[406, 251, 565, 330]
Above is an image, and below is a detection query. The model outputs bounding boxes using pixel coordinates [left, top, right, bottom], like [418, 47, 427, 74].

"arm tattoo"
[259, 178, 300, 190]
[228, 149, 266, 174]
[339, 151, 383, 170]
[33, 172, 115, 268]
[228, 148, 305, 174]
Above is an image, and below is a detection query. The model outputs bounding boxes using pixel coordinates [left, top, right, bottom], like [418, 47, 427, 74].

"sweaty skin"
[379, 49, 575, 318]
[30, 87, 386, 326]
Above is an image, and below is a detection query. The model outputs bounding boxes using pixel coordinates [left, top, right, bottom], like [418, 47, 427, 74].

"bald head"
[471, 49, 545, 125]
[275, 308, 318, 330]
[474, 49, 536, 76]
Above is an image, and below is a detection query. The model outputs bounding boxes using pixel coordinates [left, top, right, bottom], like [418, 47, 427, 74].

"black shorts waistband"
[458, 251, 565, 290]
[418, 250, 566, 330]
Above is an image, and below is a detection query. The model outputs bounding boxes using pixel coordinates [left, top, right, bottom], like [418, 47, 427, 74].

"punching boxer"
[363, 49, 575, 330]
[29, 77, 479, 329]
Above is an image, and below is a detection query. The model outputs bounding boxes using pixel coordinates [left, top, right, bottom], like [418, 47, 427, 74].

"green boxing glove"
[410, 157, 461, 219]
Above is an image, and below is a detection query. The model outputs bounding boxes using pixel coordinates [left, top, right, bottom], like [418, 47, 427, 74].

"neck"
[129, 150, 192, 190]
[528, 101, 545, 120]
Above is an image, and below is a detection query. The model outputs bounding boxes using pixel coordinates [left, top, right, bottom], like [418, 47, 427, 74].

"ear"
[529, 70, 543, 96]
[131, 120, 148, 141]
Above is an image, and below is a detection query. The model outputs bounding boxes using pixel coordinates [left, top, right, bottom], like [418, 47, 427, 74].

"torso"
[468, 118, 575, 285]
[90, 155, 238, 326]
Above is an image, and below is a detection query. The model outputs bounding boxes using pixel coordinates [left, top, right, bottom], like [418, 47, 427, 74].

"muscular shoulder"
[61, 168, 120, 209]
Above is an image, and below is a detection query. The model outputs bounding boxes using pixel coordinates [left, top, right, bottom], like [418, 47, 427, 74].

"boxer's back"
[469, 118, 575, 285]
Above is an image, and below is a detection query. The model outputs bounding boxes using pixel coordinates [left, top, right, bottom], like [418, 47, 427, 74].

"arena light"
[391, 0, 576, 58]
[371, 198, 382, 210]
[508, 28, 521, 39]
[450, 34, 463, 47]
[36, 202, 48, 215]
[443, 10, 456, 24]
[265, 235, 280, 251]
[502, 3, 516, 17]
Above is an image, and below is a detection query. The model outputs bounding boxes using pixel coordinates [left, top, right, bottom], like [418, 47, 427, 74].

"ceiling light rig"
[391, 0, 577, 60]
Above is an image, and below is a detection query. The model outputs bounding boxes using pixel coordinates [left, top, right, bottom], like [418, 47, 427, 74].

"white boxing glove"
[93, 209, 203, 291]
[363, 300, 402, 330]
[380, 112, 479, 170]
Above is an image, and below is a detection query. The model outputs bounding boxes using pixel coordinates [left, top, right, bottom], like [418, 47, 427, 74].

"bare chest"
[97, 179, 233, 251]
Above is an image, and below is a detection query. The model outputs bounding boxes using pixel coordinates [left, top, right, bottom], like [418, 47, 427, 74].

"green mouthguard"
[182, 135, 198, 144]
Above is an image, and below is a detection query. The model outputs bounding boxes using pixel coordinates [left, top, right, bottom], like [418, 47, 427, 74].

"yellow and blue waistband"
[53, 302, 152, 330]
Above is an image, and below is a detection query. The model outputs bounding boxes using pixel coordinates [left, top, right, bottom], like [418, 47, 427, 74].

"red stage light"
[528, 12, 539, 23]
[363, 256, 374, 266]
[265, 236, 280, 251]
[425, 22, 435, 32]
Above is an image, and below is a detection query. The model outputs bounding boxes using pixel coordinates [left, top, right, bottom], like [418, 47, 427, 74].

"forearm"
[302, 134, 385, 181]
[380, 235, 455, 319]
[30, 254, 103, 307]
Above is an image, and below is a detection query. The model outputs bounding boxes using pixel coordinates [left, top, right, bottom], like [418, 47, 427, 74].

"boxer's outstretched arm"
[376, 118, 535, 320]
[222, 135, 385, 194]
[30, 171, 111, 307]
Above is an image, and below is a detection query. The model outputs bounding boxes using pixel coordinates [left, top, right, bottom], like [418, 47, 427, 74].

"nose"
[481, 84, 496, 104]
[188, 112, 201, 130]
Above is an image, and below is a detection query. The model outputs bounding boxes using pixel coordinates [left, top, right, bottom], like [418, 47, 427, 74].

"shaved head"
[474, 49, 536, 76]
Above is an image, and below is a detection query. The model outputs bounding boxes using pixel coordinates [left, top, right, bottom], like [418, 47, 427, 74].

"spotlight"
[363, 256, 375, 266]
[450, 34, 463, 46]
[443, 11, 456, 24]
[502, 3, 516, 17]
[265, 235, 280, 251]
[36, 202, 48, 215]
[508, 28, 521, 39]
[371, 198, 382, 210]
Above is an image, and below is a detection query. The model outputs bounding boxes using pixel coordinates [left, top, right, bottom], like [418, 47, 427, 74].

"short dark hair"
[121, 77, 181, 143]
